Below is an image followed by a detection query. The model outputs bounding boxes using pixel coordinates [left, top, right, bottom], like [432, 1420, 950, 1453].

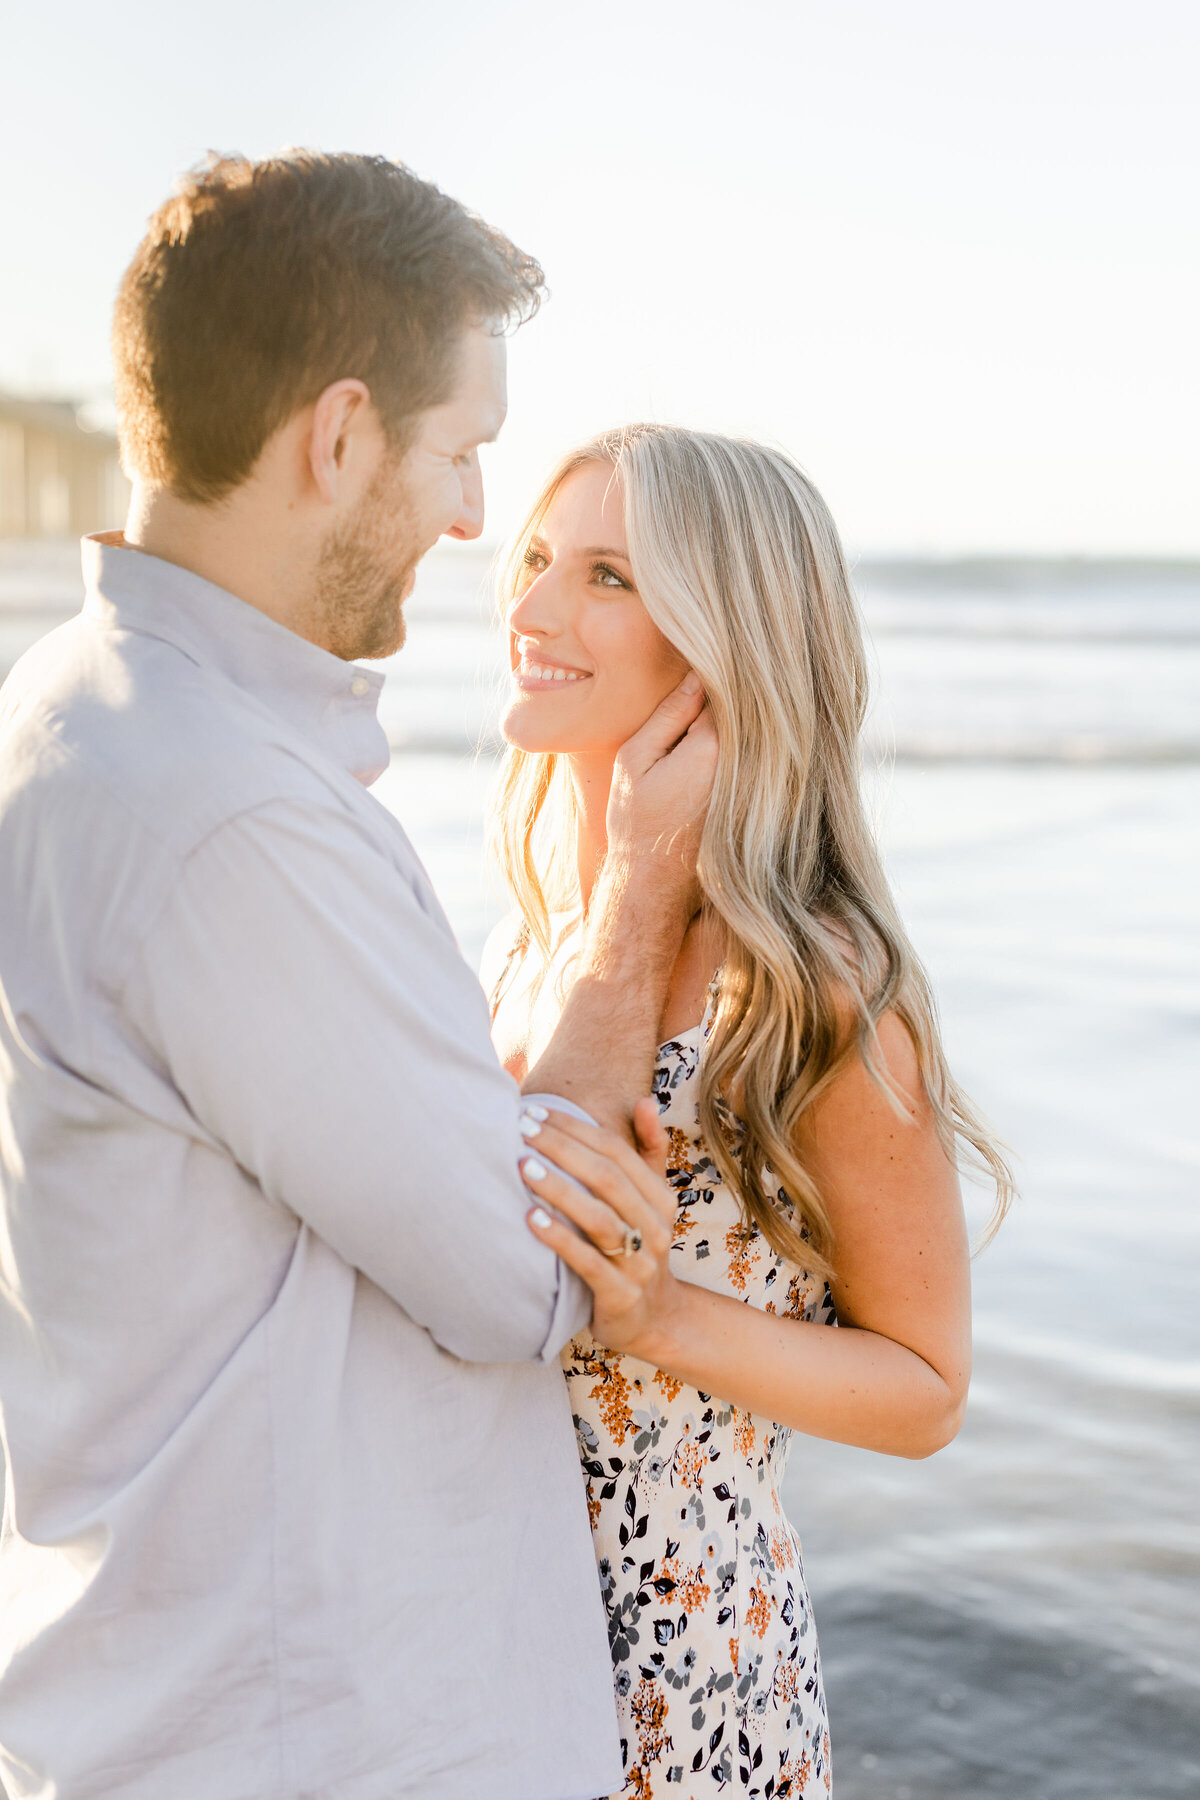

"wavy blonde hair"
[489, 424, 1012, 1278]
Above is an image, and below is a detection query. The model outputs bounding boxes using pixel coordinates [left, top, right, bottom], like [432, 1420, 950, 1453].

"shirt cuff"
[521, 1092, 599, 1128]
[520, 1093, 598, 1360]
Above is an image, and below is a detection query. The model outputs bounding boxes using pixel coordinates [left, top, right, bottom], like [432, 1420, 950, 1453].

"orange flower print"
[774, 1658, 800, 1702]
[675, 1436, 706, 1488]
[653, 1367, 683, 1403]
[734, 1408, 757, 1459]
[771, 1526, 794, 1570]
[746, 1580, 772, 1638]
[724, 1223, 760, 1292]
[666, 1126, 693, 1179]
[672, 1419, 708, 1485]
[630, 1676, 670, 1752]
[785, 1269, 818, 1319]
[575, 1356, 634, 1441]
[673, 1565, 712, 1614]
[775, 1749, 814, 1797]
[673, 1208, 698, 1243]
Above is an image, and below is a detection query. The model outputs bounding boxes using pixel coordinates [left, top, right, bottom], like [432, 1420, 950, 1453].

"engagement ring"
[604, 1226, 643, 1257]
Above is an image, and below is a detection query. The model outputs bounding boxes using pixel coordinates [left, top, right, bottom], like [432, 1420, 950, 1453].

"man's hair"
[112, 150, 545, 502]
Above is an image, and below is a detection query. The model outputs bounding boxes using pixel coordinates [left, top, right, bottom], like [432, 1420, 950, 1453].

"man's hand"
[604, 671, 718, 915]
[520, 673, 718, 1134]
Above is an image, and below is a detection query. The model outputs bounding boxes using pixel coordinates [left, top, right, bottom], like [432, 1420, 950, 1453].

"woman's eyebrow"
[527, 536, 631, 561]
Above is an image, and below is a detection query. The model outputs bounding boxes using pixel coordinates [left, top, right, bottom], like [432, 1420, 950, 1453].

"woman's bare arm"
[521, 1014, 971, 1460]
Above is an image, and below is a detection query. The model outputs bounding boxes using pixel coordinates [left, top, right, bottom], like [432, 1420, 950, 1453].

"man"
[0, 153, 712, 1799]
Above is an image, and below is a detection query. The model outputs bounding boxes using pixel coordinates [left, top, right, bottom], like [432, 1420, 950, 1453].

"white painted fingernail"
[524, 1104, 549, 1122]
[522, 1157, 548, 1182]
[529, 1207, 552, 1229]
[518, 1115, 542, 1138]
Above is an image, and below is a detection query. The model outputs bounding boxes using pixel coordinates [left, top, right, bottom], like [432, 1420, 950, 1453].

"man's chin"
[356, 572, 417, 660]
[356, 610, 406, 661]
[314, 537, 419, 660]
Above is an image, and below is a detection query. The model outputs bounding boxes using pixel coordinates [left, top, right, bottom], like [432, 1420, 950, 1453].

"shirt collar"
[81, 533, 391, 787]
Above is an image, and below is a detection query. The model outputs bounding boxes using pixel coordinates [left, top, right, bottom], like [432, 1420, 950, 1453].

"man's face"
[312, 327, 507, 661]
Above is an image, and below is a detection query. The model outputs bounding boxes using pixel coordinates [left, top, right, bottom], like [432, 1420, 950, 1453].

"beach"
[379, 546, 1200, 1800]
[3, 540, 1198, 1798]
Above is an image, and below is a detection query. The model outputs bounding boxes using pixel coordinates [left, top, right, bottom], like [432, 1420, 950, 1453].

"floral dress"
[562, 1006, 837, 1799]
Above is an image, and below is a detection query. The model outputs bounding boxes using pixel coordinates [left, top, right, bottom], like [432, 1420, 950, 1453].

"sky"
[1, 0, 1195, 555]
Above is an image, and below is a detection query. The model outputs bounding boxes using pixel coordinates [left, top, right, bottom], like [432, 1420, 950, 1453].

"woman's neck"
[568, 751, 617, 913]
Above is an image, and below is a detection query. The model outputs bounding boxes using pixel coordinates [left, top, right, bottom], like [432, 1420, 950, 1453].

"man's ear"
[308, 379, 375, 506]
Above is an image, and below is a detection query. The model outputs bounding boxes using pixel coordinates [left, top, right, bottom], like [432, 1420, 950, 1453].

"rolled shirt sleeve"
[123, 795, 592, 1364]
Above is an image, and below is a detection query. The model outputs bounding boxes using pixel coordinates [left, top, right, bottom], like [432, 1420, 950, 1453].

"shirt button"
[350, 677, 370, 698]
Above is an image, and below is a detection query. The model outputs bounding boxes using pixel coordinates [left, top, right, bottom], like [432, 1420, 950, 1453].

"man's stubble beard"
[310, 454, 423, 662]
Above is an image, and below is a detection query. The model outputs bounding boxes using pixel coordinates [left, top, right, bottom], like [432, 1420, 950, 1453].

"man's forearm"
[522, 857, 688, 1133]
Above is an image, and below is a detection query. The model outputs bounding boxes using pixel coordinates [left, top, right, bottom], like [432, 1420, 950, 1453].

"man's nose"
[444, 454, 485, 542]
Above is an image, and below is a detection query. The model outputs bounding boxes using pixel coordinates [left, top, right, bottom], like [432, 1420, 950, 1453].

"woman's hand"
[520, 1098, 683, 1358]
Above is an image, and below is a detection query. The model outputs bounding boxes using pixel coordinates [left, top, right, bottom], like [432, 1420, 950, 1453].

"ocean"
[2, 540, 1198, 1798]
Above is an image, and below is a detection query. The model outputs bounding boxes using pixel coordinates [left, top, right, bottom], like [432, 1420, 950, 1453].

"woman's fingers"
[633, 1096, 668, 1180]
[520, 1141, 666, 1261]
[524, 1181, 639, 1298]
[520, 1152, 649, 1280]
[521, 1102, 683, 1359]
[521, 1151, 635, 1256]
[518, 1109, 673, 1241]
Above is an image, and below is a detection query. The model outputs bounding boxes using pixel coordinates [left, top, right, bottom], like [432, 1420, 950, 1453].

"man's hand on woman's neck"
[525, 676, 718, 1136]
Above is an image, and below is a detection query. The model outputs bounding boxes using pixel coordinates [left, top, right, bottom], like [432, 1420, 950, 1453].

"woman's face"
[501, 461, 690, 757]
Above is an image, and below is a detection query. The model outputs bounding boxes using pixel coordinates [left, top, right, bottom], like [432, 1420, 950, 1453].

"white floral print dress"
[562, 1001, 837, 1799]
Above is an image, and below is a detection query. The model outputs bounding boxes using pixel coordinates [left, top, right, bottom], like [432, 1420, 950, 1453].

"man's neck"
[124, 479, 317, 641]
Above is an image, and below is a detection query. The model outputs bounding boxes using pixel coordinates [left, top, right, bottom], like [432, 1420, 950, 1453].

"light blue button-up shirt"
[0, 536, 622, 1800]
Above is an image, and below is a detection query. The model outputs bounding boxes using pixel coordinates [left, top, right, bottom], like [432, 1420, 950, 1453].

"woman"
[482, 425, 1011, 1798]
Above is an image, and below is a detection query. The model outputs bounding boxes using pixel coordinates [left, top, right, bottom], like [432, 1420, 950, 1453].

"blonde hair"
[489, 424, 1012, 1278]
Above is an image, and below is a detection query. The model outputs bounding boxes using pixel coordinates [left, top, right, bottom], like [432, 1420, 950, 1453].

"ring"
[603, 1226, 643, 1258]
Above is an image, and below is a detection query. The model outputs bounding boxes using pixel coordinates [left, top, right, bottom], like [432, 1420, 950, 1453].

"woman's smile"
[512, 638, 593, 688]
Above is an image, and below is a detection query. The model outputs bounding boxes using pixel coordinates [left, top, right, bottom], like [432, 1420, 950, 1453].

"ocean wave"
[382, 726, 1200, 765]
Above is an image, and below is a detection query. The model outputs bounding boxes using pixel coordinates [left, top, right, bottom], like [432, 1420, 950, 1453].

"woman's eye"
[522, 547, 547, 572]
[592, 563, 628, 589]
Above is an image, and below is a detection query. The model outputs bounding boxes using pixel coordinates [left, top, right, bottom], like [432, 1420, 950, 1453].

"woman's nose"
[508, 575, 562, 640]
